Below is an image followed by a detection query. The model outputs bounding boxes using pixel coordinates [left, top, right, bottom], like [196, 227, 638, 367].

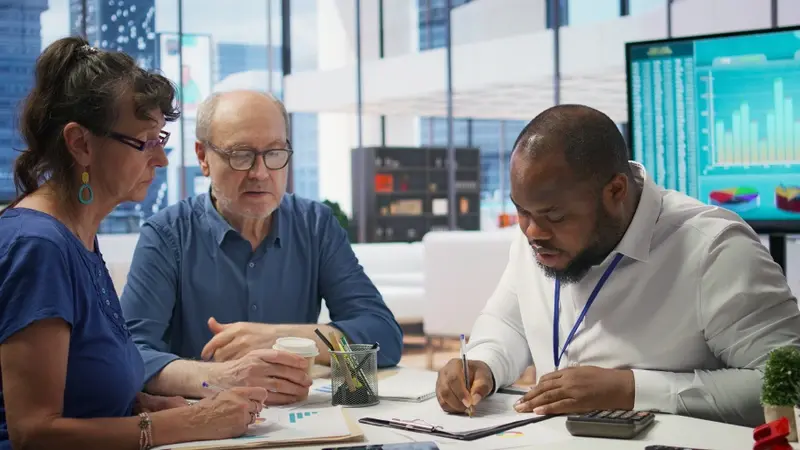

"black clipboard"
[358, 414, 554, 441]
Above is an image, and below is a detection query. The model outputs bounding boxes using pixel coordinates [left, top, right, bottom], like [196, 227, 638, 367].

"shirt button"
[101, 288, 107, 294]
[113, 313, 118, 319]
[248, 262, 255, 268]
[105, 299, 110, 306]
[123, 324, 127, 330]
[251, 304, 258, 311]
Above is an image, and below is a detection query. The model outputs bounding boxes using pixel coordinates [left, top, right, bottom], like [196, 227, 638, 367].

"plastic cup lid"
[273, 337, 319, 357]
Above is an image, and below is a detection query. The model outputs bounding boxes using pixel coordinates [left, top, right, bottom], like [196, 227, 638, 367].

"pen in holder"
[330, 343, 380, 407]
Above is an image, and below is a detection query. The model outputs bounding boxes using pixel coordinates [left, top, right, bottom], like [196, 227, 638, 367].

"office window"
[288, 0, 320, 200]
[64, 0, 179, 233]
[417, 0, 471, 51]
[0, 0, 61, 203]
[546, 0, 569, 28]
[416, 0, 527, 222]
[567, 0, 620, 25]
[177, 0, 274, 208]
[629, 0, 664, 14]
[291, 113, 319, 200]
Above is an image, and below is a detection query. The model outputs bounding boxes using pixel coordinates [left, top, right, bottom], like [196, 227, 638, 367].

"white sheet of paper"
[271, 378, 333, 410]
[387, 393, 543, 433]
[151, 405, 350, 449]
[379, 369, 438, 401]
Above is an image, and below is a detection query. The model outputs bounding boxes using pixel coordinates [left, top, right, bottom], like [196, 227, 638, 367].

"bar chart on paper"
[288, 411, 318, 424]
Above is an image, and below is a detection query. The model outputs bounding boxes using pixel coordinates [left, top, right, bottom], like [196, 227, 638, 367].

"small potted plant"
[761, 346, 800, 441]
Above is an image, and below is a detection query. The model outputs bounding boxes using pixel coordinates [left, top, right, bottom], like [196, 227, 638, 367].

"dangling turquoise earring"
[78, 170, 94, 205]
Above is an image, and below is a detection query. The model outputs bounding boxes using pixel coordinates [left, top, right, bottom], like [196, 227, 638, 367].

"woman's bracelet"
[138, 412, 153, 450]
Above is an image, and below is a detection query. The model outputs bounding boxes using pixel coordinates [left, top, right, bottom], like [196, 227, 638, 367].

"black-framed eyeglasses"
[203, 140, 293, 171]
[108, 130, 170, 152]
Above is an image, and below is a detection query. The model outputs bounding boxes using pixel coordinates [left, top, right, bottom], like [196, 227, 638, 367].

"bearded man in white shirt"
[435, 104, 800, 427]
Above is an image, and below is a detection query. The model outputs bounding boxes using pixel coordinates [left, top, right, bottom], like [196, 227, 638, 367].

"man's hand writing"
[514, 366, 634, 415]
[435, 358, 494, 414]
[201, 317, 279, 362]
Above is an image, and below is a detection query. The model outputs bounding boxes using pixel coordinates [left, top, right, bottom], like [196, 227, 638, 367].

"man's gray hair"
[195, 90, 290, 143]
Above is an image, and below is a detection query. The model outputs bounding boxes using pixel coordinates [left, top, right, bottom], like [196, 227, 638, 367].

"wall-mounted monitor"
[626, 26, 800, 233]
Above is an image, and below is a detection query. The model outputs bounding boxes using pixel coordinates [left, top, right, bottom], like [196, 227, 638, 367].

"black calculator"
[565, 409, 656, 439]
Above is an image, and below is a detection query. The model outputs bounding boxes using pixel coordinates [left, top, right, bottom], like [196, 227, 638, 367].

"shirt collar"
[202, 191, 284, 248]
[612, 162, 661, 263]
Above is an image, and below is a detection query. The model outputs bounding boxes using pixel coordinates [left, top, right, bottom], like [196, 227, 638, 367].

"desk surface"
[280, 379, 757, 450]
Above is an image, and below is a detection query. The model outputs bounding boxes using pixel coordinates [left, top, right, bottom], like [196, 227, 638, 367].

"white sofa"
[97, 234, 426, 325]
[422, 228, 517, 339]
[317, 242, 425, 324]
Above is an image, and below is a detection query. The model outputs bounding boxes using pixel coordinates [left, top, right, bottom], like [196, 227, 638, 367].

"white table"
[287, 396, 756, 450]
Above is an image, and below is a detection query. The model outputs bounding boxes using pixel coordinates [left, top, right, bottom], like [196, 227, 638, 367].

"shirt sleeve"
[120, 222, 181, 382]
[0, 237, 75, 343]
[632, 224, 800, 427]
[317, 206, 404, 368]
[466, 231, 533, 391]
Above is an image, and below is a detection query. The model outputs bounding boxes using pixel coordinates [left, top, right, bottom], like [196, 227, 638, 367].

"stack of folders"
[378, 369, 438, 402]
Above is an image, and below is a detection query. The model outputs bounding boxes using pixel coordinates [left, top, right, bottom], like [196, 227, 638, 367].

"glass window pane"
[178, 0, 277, 208]
[567, 0, 619, 25]
[96, 0, 179, 233]
[289, 0, 320, 200]
[629, 0, 664, 14]
[0, 0, 61, 204]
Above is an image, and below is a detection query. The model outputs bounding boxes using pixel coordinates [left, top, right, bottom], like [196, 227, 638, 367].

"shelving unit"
[351, 146, 481, 243]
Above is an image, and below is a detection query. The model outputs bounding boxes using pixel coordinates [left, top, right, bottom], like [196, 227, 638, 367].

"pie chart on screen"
[709, 187, 760, 213]
[776, 185, 800, 213]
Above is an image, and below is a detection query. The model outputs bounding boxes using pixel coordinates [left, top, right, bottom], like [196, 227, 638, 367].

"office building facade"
[0, 0, 48, 202]
[70, 0, 161, 232]
[70, 0, 157, 70]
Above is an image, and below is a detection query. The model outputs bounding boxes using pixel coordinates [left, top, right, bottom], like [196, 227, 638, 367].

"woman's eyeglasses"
[203, 141, 293, 171]
[108, 130, 170, 152]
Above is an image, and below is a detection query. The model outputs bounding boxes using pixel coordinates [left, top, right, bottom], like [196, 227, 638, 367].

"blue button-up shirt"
[121, 193, 403, 382]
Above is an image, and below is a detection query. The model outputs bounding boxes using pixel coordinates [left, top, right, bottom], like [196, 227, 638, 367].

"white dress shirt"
[467, 162, 800, 427]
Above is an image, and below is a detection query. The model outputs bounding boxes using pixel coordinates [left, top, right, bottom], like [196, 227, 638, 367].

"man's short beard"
[538, 202, 626, 284]
[211, 182, 276, 220]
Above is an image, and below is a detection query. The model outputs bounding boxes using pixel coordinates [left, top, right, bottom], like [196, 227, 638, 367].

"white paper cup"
[273, 337, 319, 374]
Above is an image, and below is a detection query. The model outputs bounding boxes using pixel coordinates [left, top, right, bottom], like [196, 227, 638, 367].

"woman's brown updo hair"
[11, 36, 180, 206]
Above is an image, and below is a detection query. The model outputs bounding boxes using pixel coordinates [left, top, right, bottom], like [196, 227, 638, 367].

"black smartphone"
[322, 443, 440, 450]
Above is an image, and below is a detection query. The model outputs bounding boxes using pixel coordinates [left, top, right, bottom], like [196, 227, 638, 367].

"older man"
[435, 104, 800, 427]
[121, 90, 403, 404]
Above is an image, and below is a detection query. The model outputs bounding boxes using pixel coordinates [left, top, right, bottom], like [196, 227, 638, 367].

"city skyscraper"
[0, 0, 48, 202]
[70, 0, 157, 70]
[69, 0, 161, 232]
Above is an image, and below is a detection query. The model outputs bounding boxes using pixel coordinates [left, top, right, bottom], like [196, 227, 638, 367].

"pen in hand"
[460, 334, 473, 417]
[202, 381, 224, 392]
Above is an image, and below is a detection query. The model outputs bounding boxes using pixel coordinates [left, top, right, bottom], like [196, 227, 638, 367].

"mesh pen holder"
[330, 344, 380, 407]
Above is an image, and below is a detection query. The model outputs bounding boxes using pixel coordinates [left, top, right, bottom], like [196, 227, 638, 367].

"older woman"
[0, 37, 266, 450]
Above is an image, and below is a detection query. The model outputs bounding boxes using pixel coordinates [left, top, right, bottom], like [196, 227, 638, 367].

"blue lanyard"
[553, 253, 624, 369]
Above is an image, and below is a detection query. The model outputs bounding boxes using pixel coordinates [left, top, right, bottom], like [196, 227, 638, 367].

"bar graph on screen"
[702, 72, 800, 169]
